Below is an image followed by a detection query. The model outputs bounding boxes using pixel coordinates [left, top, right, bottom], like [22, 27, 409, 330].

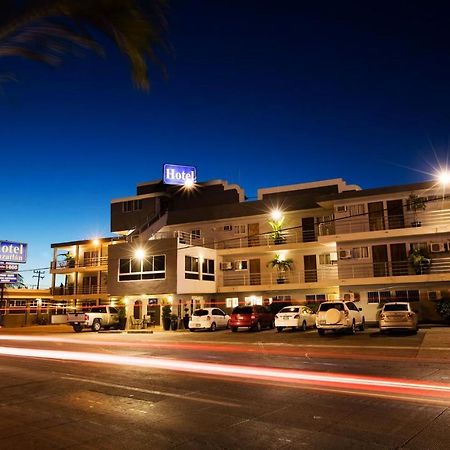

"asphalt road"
[0, 327, 449, 449]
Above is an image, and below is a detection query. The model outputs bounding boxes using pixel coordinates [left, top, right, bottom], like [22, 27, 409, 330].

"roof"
[51, 236, 125, 248]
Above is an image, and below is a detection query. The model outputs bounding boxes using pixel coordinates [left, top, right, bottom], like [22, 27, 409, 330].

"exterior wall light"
[134, 248, 146, 260]
[270, 209, 283, 221]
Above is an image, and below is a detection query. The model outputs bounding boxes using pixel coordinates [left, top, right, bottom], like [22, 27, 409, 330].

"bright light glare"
[270, 209, 283, 221]
[134, 248, 146, 260]
[92, 238, 100, 246]
[437, 170, 450, 186]
[184, 178, 194, 188]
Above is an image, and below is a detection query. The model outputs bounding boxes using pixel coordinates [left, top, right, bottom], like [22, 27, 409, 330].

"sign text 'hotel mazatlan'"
[163, 164, 197, 186]
[0, 241, 28, 263]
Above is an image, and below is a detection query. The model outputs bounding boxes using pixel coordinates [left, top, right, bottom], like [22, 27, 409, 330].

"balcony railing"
[221, 267, 338, 287]
[51, 256, 108, 270]
[325, 209, 450, 236]
[51, 285, 107, 295]
[338, 257, 450, 279]
[214, 228, 319, 250]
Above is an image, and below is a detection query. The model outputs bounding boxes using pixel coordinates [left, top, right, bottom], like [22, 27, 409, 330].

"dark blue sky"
[3, 0, 450, 285]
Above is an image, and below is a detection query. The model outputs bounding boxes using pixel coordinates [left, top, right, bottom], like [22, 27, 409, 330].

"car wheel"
[358, 318, 365, 331]
[277, 326, 284, 333]
[269, 320, 275, 329]
[301, 321, 307, 332]
[350, 321, 356, 334]
[231, 327, 238, 332]
[73, 324, 83, 333]
[91, 320, 101, 332]
[210, 322, 217, 332]
[318, 328, 325, 336]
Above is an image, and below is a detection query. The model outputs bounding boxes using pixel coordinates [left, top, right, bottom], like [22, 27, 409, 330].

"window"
[244, 295, 262, 305]
[319, 254, 332, 265]
[122, 199, 142, 212]
[185, 256, 200, 280]
[202, 258, 215, 281]
[346, 302, 359, 311]
[234, 260, 248, 271]
[191, 230, 201, 239]
[118, 255, 166, 281]
[234, 225, 246, 235]
[348, 204, 365, 216]
[226, 297, 239, 308]
[428, 291, 438, 301]
[395, 290, 420, 302]
[212, 308, 225, 316]
[223, 225, 233, 231]
[352, 247, 369, 259]
[410, 242, 428, 252]
[305, 294, 326, 302]
[368, 291, 391, 304]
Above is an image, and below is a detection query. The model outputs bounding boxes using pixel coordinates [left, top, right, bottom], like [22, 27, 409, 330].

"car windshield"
[319, 303, 345, 312]
[383, 304, 408, 312]
[279, 307, 300, 313]
[232, 306, 253, 314]
[193, 309, 209, 316]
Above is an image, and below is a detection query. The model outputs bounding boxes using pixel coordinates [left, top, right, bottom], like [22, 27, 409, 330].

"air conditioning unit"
[339, 249, 352, 259]
[430, 242, 446, 253]
[335, 205, 348, 213]
[220, 262, 233, 271]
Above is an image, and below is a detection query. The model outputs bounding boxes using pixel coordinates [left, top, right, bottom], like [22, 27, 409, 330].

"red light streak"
[0, 345, 449, 401]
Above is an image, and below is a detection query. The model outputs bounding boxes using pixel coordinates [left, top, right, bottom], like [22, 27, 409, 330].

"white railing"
[220, 267, 338, 287]
[328, 209, 450, 235]
[51, 256, 108, 270]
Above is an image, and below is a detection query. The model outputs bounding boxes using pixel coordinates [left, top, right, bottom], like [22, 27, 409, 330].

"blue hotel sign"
[0, 241, 28, 263]
[163, 164, 197, 186]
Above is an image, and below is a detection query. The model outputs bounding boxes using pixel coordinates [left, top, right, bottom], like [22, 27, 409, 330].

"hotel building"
[49, 176, 450, 325]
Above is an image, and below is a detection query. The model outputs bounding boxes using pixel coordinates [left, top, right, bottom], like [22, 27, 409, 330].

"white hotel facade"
[48, 176, 450, 325]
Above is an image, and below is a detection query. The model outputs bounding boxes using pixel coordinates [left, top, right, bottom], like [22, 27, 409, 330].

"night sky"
[3, 0, 450, 285]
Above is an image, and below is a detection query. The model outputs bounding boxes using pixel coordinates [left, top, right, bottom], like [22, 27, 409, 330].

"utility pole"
[33, 270, 45, 289]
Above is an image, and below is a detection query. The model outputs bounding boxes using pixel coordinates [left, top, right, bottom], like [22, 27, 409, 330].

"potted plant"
[408, 248, 431, 275]
[408, 193, 426, 227]
[267, 254, 293, 283]
[162, 305, 172, 331]
[269, 216, 285, 245]
[65, 253, 75, 268]
[170, 314, 179, 331]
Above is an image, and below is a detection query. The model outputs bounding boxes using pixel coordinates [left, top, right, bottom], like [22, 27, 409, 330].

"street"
[0, 327, 449, 449]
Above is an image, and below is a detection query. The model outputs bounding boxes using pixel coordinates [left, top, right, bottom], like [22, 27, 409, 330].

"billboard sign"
[0, 263, 19, 272]
[163, 164, 197, 186]
[0, 241, 28, 263]
[0, 273, 17, 284]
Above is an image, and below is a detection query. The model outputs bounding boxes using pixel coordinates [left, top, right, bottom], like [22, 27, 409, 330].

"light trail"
[0, 335, 447, 365]
[0, 345, 449, 401]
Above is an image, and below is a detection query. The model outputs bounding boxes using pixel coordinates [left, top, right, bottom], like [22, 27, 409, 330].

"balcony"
[321, 209, 450, 237]
[220, 267, 338, 289]
[50, 256, 108, 271]
[338, 257, 450, 280]
[51, 285, 108, 296]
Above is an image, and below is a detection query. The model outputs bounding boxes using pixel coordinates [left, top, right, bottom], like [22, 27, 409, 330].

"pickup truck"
[67, 306, 120, 332]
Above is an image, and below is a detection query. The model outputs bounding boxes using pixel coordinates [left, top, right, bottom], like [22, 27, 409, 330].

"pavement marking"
[61, 375, 241, 408]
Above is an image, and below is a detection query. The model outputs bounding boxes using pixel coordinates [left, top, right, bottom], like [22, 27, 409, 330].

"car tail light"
[206, 316, 211, 321]
[251, 315, 256, 319]
[407, 313, 414, 318]
[84, 314, 89, 321]
[293, 314, 299, 319]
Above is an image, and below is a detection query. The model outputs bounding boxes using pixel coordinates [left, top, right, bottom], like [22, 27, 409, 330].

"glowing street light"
[437, 170, 450, 186]
[134, 248, 146, 260]
[270, 209, 283, 222]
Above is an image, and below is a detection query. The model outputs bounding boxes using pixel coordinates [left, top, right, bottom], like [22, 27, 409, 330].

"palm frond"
[0, 0, 168, 90]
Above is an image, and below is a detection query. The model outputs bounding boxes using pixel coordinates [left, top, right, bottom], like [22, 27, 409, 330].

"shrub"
[436, 298, 450, 323]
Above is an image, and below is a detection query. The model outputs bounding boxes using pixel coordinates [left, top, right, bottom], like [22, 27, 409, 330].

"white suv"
[316, 301, 365, 335]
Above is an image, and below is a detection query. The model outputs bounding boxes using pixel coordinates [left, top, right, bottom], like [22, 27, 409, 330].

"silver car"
[379, 302, 418, 333]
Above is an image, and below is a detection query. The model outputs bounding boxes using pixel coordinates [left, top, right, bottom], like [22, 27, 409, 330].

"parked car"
[275, 305, 316, 332]
[379, 302, 418, 333]
[315, 301, 365, 335]
[230, 305, 274, 332]
[189, 308, 230, 332]
[67, 306, 119, 332]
